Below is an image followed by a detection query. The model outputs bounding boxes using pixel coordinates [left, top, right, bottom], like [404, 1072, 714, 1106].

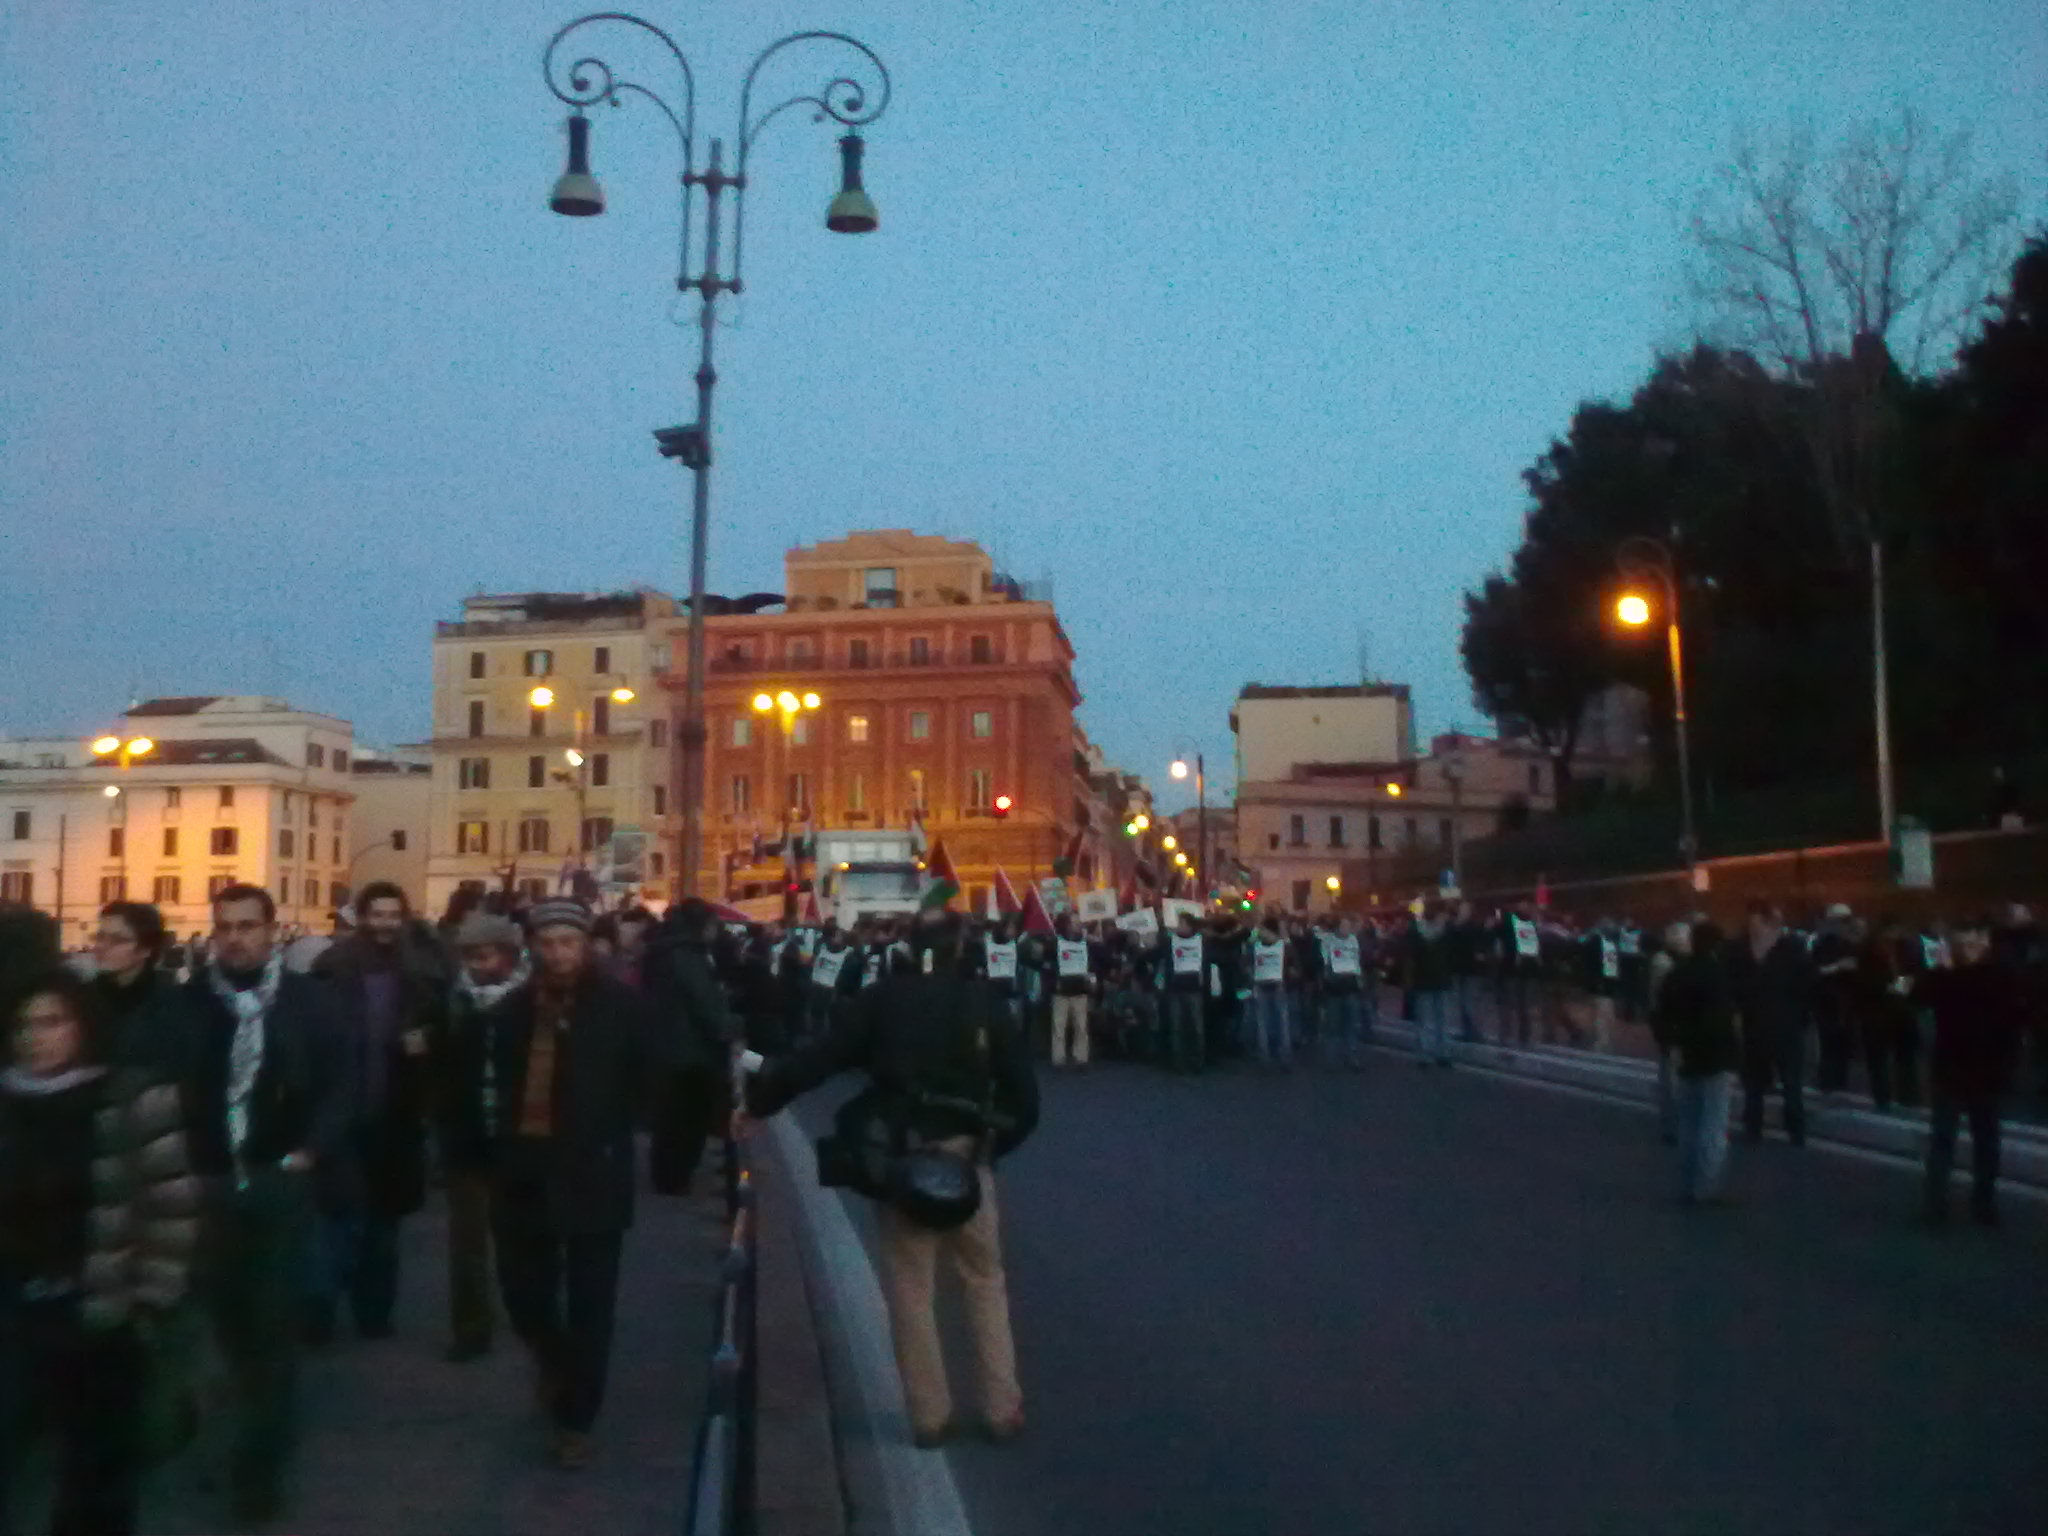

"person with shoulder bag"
[744, 908, 1039, 1450]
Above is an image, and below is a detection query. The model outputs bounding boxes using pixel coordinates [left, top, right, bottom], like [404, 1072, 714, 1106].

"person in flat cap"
[465, 898, 655, 1470]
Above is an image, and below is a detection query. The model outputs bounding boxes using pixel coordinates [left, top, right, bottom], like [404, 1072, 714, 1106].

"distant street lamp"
[529, 679, 639, 871]
[543, 14, 892, 900]
[1616, 535, 1699, 871]
[1169, 746, 1209, 901]
[90, 735, 151, 898]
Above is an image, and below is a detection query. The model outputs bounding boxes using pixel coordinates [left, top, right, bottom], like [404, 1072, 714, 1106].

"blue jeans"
[1322, 990, 1368, 1067]
[1249, 988, 1294, 1066]
[303, 1210, 401, 1334]
[1414, 988, 1451, 1062]
[1452, 974, 1482, 1040]
[1675, 1072, 1734, 1200]
[1166, 991, 1205, 1072]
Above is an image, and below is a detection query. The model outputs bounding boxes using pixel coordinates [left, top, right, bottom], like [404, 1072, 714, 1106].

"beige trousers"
[877, 1156, 1023, 1436]
[1051, 993, 1091, 1065]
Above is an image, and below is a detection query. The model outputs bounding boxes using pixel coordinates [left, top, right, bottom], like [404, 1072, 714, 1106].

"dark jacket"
[1726, 933, 1816, 1048]
[167, 968, 351, 1208]
[484, 968, 653, 1236]
[89, 965, 178, 1076]
[750, 968, 1039, 1161]
[1922, 962, 2021, 1099]
[643, 929, 739, 1071]
[312, 934, 447, 1217]
[1657, 952, 1741, 1078]
[1405, 920, 1453, 992]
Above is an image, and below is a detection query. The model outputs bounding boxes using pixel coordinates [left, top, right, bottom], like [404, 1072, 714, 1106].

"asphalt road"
[820, 1056, 2048, 1536]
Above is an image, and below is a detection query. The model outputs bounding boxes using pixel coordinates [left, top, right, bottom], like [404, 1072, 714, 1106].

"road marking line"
[768, 1114, 977, 1536]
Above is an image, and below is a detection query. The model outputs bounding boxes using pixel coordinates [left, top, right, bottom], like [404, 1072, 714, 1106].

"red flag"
[993, 866, 1023, 916]
[1020, 882, 1055, 936]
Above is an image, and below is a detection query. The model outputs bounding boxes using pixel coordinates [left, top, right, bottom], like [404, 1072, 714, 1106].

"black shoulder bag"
[883, 1002, 997, 1232]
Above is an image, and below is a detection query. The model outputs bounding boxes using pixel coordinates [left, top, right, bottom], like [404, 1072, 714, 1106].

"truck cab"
[814, 827, 923, 927]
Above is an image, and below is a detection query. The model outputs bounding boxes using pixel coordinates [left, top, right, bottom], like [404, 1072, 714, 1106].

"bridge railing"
[684, 1052, 759, 1536]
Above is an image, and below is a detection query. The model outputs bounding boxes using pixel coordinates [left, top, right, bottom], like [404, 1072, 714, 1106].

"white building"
[0, 696, 356, 946]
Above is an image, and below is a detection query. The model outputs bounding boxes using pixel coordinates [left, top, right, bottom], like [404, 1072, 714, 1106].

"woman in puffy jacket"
[0, 969, 201, 1535]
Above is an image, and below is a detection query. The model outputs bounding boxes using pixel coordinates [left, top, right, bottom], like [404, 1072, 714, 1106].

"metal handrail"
[684, 1052, 758, 1536]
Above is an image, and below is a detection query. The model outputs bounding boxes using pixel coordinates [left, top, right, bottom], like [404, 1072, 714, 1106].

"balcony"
[704, 646, 1011, 677]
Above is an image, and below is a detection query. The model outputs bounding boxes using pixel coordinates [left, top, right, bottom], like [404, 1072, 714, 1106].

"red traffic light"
[993, 793, 1014, 818]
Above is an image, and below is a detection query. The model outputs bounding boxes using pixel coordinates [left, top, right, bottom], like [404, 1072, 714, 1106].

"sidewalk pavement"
[140, 1174, 730, 1536]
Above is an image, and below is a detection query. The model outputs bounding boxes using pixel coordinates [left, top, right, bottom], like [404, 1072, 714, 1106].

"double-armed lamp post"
[543, 14, 892, 899]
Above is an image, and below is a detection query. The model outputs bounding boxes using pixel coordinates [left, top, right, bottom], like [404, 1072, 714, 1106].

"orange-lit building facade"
[667, 532, 1090, 905]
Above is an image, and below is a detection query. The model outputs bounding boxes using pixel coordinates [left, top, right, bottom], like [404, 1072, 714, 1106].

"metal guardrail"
[685, 1055, 759, 1536]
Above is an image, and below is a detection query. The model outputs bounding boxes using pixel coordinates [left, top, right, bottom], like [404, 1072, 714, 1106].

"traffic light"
[993, 793, 1013, 820]
[1122, 820, 1138, 837]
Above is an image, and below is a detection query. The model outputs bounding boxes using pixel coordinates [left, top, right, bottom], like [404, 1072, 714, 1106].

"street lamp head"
[549, 113, 605, 217]
[752, 693, 775, 713]
[801, 692, 821, 710]
[103, 785, 122, 799]
[1616, 592, 1653, 627]
[1161, 834, 1178, 850]
[1325, 875, 1341, 892]
[1132, 814, 1150, 832]
[91, 736, 121, 756]
[1174, 851, 1190, 867]
[609, 686, 636, 704]
[1385, 782, 1403, 798]
[126, 738, 152, 756]
[776, 691, 800, 712]
[564, 747, 585, 768]
[1170, 759, 1190, 781]
[824, 133, 879, 234]
[528, 686, 556, 709]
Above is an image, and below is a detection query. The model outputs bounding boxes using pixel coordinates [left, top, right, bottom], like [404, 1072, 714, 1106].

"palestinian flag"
[993, 866, 1023, 916]
[920, 837, 961, 909]
[1019, 881, 1055, 936]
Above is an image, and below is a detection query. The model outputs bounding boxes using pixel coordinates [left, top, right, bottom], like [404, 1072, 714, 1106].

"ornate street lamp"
[543, 15, 892, 899]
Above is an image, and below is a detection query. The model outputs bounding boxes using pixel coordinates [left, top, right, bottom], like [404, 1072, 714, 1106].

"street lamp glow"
[127, 738, 152, 757]
[1161, 834, 1178, 850]
[91, 736, 121, 756]
[801, 692, 821, 710]
[1174, 851, 1189, 867]
[1385, 782, 1403, 798]
[610, 686, 636, 704]
[752, 693, 775, 713]
[1616, 593, 1653, 627]
[528, 686, 556, 709]
[564, 748, 585, 768]
[103, 785, 122, 799]
[1325, 875, 1341, 892]
[1132, 814, 1150, 832]
[777, 691, 800, 712]
[1170, 759, 1190, 781]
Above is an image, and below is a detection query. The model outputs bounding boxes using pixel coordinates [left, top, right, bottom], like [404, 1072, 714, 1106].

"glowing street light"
[609, 685, 637, 703]
[92, 735, 122, 756]
[1174, 850, 1190, 867]
[1325, 874, 1341, 893]
[564, 747, 586, 768]
[1616, 592, 1653, 627]
[801, 692, 821, 710]
[752, 693, 776, 712]
[103, 785, 123, 799]
[1169, 759, 1190, 781]
[1132, 813, 1150, 832]
[528, 685, 557, 709]
[1385, 782, 1403, 798]
[1161, 834, 1178, 850]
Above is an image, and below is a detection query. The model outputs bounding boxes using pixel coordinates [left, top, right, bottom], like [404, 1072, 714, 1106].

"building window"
[593, 696, 611, 735]
[0, 872, 31, 903]
[1439, 817, 1455, 849]
[970, 634, 993, 664]
[8, 811, 26, 841]
[219, 786, 234, 809]
[333, 750, 348, 771]
[282, 791, 296, 820]
[457, 821, 489, 855]
[591, 753, 610, 788]
[165, 787, 181, 809]
[278, 829, 295, 859]
[304, 877, 318, 905]
[907, 768, 927, 811]
[649, 850, 666, 877]
[468, 700, 486, 737]
[459, 757, 491, 790]
[1329, 815, 1345, 848]
[1288, 814, 1305, 847]
[307, 800, 319, 828]
[470, 651, 486, 679]
[791, 715, 811, 746]
[162, 828, 178, 857]
[649, 719, 667, 749]
[153, 875, 180, 904]
[787, 773, 808, 813]
[525, 755, 543, 789]
[210, 827, 239, 856]
[970, 710, 993, 740]
[849, 638, 871, 669]
[731, 776, 751, 814]
[100, 875, 128, 903]
[594, 645, 611, 675]
[529, 707, 547, 738]
[652, 785, 667, 816]
[331, 836, 341, 865]
[307, 743, 326, 768]
[519, 818, 550, 854]
[909, 636, 930, 665]
[788, 637, 815, 664]
[390, 831, 406, 852]
[847, 714, 870, 744]
[909, 711, 931, 742]
[207, 875, 235, 900]
[524, 649, 553, 677]
[580, 817, 614, 853]
[1529, 764, 1543, 795]
[1368, 815, 1382, 850]
[847, 772, 865, 812]
[1268, 833, 1279, 850]
[864, 567, 898, 608]
[1292, 879, 1311, 911]
[731, 716, 752, 748]
[108, 828, 125, 858]
[966, 768, 993, 811]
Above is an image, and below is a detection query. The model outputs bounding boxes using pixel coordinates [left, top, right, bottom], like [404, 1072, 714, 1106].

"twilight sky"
[5, 0, 2042, 810]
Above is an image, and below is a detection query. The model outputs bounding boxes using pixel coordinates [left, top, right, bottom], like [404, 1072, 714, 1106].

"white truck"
[813, 827, 924, 927]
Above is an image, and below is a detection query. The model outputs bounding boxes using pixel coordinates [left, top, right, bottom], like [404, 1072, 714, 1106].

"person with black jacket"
[167, 882, 349, 1525]
[1159, 913, 1209, 1073]
[1656, 921, 1741, 1205]
[1920, 916, 2023, 1227]
[306, 880, 446, 1344]
[642, 899, 739, 1197]
[88, 899, 178, 1074]
[1727, 902, 1816, 1146]
[745, 909, 1039, 1450]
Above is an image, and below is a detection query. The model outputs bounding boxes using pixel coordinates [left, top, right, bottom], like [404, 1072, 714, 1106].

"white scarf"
[208, 950, 283, 1184]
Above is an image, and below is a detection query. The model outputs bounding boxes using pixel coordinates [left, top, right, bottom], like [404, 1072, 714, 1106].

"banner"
[1162, 898, 1204, 929]
[1076, 888, 1119, 922]
[1115, 906, 1159, 937]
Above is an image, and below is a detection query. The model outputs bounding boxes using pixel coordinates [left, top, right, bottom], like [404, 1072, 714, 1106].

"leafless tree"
[1686, 107, 2023, 377]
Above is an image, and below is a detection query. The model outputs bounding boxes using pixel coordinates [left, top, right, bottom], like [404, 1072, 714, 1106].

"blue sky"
[5, 0, 2042, 810]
